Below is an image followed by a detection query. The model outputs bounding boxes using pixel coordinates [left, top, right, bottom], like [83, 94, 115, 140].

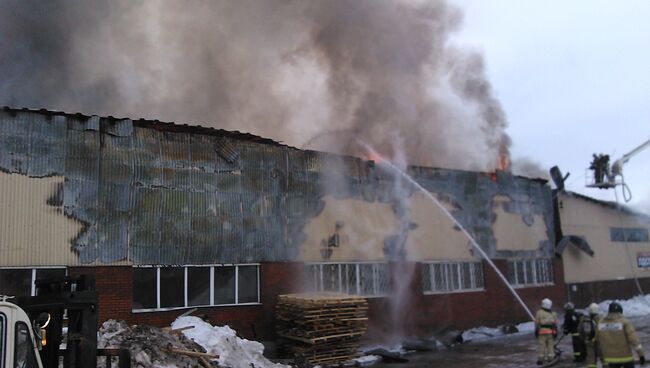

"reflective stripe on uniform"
[539, 328, 554, 335]
[603, 356, 634, 364]
[599, 322, 623, 331]
[571, 333, 580, 336]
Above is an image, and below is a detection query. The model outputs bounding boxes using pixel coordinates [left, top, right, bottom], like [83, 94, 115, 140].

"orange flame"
[496, 152, 510, 172]
[365, 151, 382, 163]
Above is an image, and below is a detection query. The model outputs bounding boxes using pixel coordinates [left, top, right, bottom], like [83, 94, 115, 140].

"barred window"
[132, 264, 259, 311]
[422, 262, 484, 293]
[610, 227, 649, 242]
[507, 259, 553, 286]
[305, 263, 389, 297]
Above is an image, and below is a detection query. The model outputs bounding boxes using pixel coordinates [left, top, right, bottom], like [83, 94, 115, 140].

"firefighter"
[535, 298, 559, 365]
[563, 301, 586, 362]
[596, 301, 646, 368]
[579, 303, 601, 368]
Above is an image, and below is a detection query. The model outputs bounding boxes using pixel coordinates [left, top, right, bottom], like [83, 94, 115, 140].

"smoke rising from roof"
[0, 0, 512, 171]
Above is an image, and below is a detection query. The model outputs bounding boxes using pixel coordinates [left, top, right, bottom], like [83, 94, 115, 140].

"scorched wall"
[0, 107, 562, 338]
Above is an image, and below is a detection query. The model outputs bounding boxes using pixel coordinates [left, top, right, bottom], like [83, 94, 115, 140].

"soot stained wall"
[0, 108, 554, 265]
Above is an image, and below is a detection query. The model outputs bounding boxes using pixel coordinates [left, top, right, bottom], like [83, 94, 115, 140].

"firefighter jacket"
[579, 313, 599, 342]
[596, 312, 644, 364]
[563, 309, 582, 335]
[535, 308, 558, 336]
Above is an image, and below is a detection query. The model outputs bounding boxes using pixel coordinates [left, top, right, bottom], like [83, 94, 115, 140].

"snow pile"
[98, 320, 208, 368]
[598, 294, 650, 317]
[461, 321, 535, 342]
[354, 355, 381, 365]
[171, 316, 290, 368]
[517, 321, 536, 332]
[461, 293, 650, 344]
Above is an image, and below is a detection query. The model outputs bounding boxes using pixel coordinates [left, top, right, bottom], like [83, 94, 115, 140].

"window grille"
[421, 261, 484, 293]
[507, 259, 553, 286]
[305, 262, 390, 297]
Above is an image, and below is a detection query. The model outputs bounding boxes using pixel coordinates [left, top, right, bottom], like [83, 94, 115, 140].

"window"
[507, 259, 553, 286]
[0, 268, 66, 297]
[422, 262, 484, 293]
[160, 268, 184, 308]
[132, 268, 157, 310]
[214, 267, 236, 305]
[14, 322, 39, 368]
[187, 267, 210, 306]
[610, 227, 649, 242]
[305, 263, 389, 297]
[132, 265, 259, 312]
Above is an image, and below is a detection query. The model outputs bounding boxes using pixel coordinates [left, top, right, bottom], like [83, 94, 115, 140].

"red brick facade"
[365, 258, 566, 342]
[70, 258, 566, 341]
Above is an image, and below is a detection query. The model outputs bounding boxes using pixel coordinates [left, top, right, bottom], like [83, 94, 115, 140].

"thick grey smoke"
[0, 0, 511, 171]
[510, 157, 550, 180]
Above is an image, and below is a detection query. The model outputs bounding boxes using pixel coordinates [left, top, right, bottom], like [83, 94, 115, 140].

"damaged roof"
[2, 106, 294, 149]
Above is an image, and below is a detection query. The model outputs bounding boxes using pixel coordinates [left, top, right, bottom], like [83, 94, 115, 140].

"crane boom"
[611, 136, 650, 177]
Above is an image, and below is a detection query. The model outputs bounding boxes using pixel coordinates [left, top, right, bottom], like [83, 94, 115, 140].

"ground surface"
[371, 315, 650, 368]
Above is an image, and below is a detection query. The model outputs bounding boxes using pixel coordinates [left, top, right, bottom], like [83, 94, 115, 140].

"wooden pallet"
[276, 293, 368, 366]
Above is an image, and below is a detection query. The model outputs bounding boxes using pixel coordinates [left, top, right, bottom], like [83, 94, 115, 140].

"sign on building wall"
[637, 252, 650, 268]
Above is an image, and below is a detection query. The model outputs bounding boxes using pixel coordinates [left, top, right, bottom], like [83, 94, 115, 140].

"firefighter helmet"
[608, 301, 623, 314]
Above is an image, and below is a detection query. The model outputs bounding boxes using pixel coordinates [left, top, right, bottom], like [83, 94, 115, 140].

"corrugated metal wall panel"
[0, 109, 556, 266]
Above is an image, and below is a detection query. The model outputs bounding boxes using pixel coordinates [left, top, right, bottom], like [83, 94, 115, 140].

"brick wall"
[365, 258, 566, 342]
[69, 262, 304, 340]
[71, 258, 566, 342]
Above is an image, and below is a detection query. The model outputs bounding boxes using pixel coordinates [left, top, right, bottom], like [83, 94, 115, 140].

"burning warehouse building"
[0, 107, 564, 340]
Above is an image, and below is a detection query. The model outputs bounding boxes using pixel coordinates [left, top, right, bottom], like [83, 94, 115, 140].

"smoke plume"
[0, 0, 511, 171]
[510, 157, 550, 180]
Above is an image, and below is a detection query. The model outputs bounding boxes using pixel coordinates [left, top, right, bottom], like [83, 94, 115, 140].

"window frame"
[13, 321, 39, 368]
[610, 227, 650, 243]
[305, 262, 390, 298]
[0, 267, 67, 297]
[507, 258, 554, 287]
[422, 261, 485, 295]
[132, 264, 260, 313]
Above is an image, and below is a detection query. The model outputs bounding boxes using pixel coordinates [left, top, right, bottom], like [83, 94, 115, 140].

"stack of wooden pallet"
[276, 292, 368, 366]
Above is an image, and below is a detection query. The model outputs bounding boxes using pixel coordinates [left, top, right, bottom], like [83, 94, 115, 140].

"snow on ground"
[462, 293, 650, 344]
[597, 294, 650, 317]
[461, 321, 534, 342]
[354, 355, 382, 365]
[171, 316, 290, 368]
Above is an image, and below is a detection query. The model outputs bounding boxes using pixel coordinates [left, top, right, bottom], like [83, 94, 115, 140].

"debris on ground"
[99, 318, 289, 368]
[362, 348, 408, 363]
[98, 320, 214, 368]
[461, 321, 534, 342]
[171, 316, 290, 368]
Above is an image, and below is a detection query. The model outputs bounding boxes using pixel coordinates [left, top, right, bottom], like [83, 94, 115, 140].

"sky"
[449, 0, 650, 213]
